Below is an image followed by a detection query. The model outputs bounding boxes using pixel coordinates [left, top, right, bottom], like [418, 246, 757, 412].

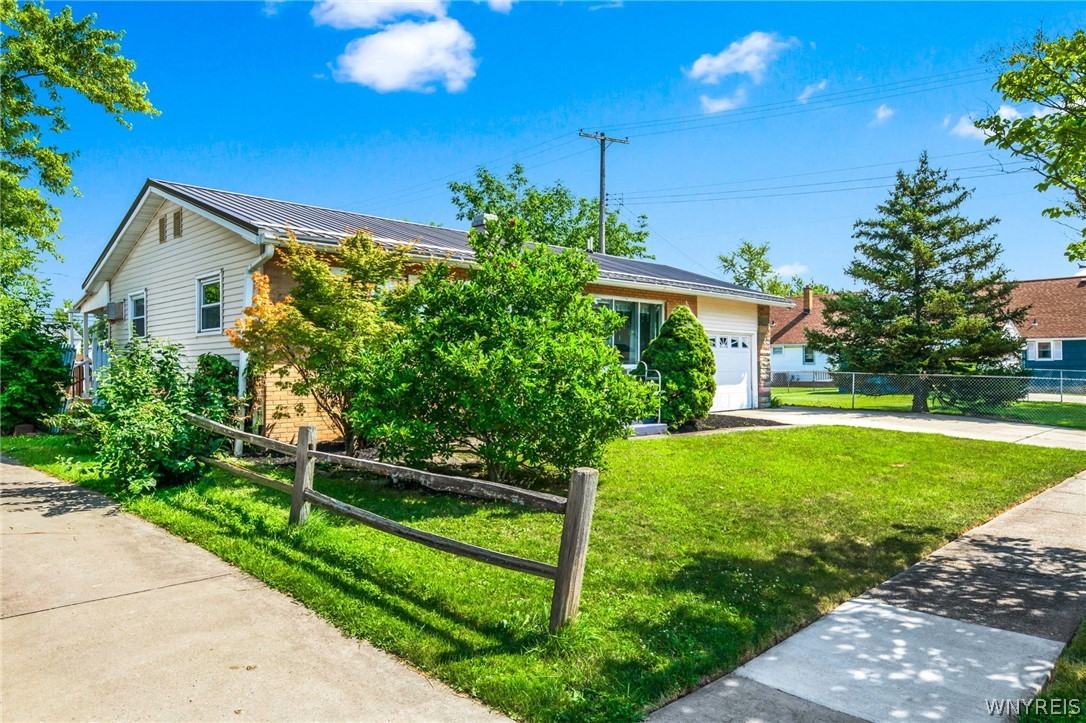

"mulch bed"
[671, 413, 788, 435]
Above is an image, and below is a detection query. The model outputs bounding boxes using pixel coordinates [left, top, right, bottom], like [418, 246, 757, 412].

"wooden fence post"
[549, 467, 599, 634]
[290, 425, 317, 525]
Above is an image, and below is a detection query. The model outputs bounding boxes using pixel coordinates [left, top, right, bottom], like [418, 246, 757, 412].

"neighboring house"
[1007, 275, 1086, 375]
[768, 287, 832, 381]
[76, 179, 792, 442]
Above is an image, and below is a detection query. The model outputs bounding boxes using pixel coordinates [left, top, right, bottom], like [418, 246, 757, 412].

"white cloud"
[950, 115, 987, 140]
[588, 0, 623, 9]
[312, 0, 446, 29]
[872, 103, 895, 125]
[774, 263, 809, 277]
[797, 79, 827, 103]
[333, 18, 477, 93]
[700, 88, 747, 113]
[997, 104, 1023, 121]
[485, 0, 515, 11]
[687, 31, 799, 85]
[942, 114, 952, 128]
[262, 0, 285, 17]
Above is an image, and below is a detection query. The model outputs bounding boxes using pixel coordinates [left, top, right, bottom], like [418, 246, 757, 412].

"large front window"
[596, 297, 663, 365]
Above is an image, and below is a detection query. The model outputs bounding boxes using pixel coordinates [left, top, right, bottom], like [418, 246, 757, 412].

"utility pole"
[579, 130, 628, 255]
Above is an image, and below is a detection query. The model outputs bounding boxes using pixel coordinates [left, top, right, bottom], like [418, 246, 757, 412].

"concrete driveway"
[1, 457, 504, 722]
[726, 407, 1085, 450]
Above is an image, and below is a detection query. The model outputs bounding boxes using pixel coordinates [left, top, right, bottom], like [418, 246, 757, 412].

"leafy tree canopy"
[718, 239, 830, 297]
[1, 0, 157, 322]
[448, 163, 652, 259]
[228, 231, 408, 453]
[806, 153, 1026, 411]
[975, 30, 1086, 262]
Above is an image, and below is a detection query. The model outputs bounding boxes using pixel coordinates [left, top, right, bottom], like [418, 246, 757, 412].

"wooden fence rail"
[183, 412, 597, 633]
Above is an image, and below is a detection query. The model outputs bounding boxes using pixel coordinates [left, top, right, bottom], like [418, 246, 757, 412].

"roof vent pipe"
[472, 212, 496, 234]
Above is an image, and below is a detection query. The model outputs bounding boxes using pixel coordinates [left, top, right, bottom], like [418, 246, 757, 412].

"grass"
[4, 429, 1085, 721]
[1020, 618, 1086, 722]
[774, 387, 1086, 430]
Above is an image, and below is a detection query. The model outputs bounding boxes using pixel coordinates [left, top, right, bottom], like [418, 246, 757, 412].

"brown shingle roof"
[770, 294, 831, 344]
[1009, 276, 1086, 339]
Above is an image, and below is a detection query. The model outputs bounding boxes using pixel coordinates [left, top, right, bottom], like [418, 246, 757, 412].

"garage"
[707, 333, 754, 410]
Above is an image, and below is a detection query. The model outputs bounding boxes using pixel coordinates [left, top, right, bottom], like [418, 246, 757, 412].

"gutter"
[235, 239, 276, 455]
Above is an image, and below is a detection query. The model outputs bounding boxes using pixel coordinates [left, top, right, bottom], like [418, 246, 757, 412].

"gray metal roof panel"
[147, 179, 786, 304]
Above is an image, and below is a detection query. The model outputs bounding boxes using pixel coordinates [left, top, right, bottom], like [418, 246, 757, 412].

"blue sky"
[40, 1, 1086, 302]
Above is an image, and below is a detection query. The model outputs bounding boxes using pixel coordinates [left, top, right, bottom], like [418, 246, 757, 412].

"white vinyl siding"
[109, 200, 254, 368]
[695, 296, 758, 334]
[128, 291, 146, 337]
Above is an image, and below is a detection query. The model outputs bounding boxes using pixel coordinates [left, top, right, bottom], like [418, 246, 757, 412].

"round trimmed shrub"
[641, 305, 716, 429]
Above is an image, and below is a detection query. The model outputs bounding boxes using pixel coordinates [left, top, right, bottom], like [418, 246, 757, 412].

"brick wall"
[584, 283, 697, 317]
[756, 304, 772, 407]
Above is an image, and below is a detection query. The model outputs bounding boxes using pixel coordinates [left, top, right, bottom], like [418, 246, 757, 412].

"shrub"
[0, 310, 71, 433]
[86, 337, 203, 493]
[641, 305, 716, 429]
[358, 216, 656, 482]
[192, 353, 238, 423]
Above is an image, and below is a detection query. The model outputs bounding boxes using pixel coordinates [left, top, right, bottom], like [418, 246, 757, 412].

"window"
[158, 217, 167, 243]
[772, 346, 783, 356]
[129, 292, 146, 337]
[197, 276, 222, 332]
[802, 346, 816, 364]
[595, 297, 664, 365]
[173, 210, 183, 238]
[1037, 341, 1053, 360]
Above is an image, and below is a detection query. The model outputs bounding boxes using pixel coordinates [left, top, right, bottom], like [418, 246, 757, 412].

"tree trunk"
[911, 376, 930, 413]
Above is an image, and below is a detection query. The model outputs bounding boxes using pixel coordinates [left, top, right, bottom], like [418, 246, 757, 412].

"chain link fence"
[770, 370, 1086, 430]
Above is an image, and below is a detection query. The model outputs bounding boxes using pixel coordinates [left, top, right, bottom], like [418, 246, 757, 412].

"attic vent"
[173, 210, 182, 238]
[158, 216, 167, 243]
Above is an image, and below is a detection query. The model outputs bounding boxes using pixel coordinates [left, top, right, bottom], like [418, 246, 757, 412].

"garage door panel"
[707, 333, 752, 411]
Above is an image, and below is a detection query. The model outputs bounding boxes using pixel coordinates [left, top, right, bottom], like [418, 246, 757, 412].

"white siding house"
[768, 287, 833, 381]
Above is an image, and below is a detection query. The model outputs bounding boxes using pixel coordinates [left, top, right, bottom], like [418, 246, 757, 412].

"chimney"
[471, 212, 496, 234]
[802, 285, 813, 314]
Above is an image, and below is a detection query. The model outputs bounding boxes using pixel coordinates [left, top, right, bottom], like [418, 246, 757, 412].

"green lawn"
[4, 429, 1085, 722]
[774, 387, 1086, 430]
[1020, 618, 1086, 722]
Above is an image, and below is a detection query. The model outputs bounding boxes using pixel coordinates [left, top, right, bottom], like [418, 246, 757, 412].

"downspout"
[234, 237, 276, 455]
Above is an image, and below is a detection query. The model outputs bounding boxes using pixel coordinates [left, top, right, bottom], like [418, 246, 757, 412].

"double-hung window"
[803, 346, 816, 364]
[595, 297, 664, 365]
[129, 292, 146, 337]
[197, 275, 222, 333]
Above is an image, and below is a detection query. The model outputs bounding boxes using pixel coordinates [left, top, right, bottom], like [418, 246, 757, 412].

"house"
[768, 286, 832, 381]
[76, 179, 792, 442]
[1007, 275, 1086, 376]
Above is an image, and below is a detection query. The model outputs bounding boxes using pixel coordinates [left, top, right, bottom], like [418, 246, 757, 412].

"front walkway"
[727, 407, 1085, 450]
[650, 471, 1086, 722]
[0, 458, 503, 722]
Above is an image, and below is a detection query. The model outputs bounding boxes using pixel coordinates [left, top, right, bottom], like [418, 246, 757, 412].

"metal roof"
[92, 179, 791, 306]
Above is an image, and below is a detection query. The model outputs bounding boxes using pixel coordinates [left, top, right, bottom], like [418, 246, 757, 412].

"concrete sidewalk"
[726, 407, 1085, 450]
[0, 458, 503, 722]
[650, 471, 1086, 723]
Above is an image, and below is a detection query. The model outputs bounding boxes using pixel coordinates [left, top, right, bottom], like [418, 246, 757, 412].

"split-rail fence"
[183, 412, 597, 633]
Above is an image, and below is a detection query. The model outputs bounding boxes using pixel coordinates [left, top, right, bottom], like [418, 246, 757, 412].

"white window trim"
[595, 295, 667, 367]
[195, 270, 224, 334]
[128, 289, 147, 337]
[802, 345, 816, 365]
[1027, 339, 1063, 362]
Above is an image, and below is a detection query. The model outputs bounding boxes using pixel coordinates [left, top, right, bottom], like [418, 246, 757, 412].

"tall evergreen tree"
[806, 153, 1026, 412]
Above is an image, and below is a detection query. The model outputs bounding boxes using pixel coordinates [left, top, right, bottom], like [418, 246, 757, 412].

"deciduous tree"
[718, 240, 829, 297]
[806, 154, 1026, 412]
[975, 30, 1086, 262]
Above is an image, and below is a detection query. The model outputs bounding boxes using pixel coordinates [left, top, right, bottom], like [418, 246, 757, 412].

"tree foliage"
[718, 240, 829, 297]
[806, 154, 1026, 412]
[449, 163, 651, 259]
[641, 305, 716, 429]
[0, 0, 157, 322]
[975, 30, 1086, 262]
[359, 216, 656, 482]
[228, 231, 407, 453]
[0, 301, 70, 433]
[192, 353, 239, 423]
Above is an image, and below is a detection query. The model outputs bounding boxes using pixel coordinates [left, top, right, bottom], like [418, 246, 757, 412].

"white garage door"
[708, 333, 753, 411]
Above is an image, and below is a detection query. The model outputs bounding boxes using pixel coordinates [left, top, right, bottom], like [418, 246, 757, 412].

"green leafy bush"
[192, 353, 238, 423]
[641, 305, 716, 429]
[358, 216, 656, 482]
[0, 309, 71, 433]
[70, 337, 203, 493]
